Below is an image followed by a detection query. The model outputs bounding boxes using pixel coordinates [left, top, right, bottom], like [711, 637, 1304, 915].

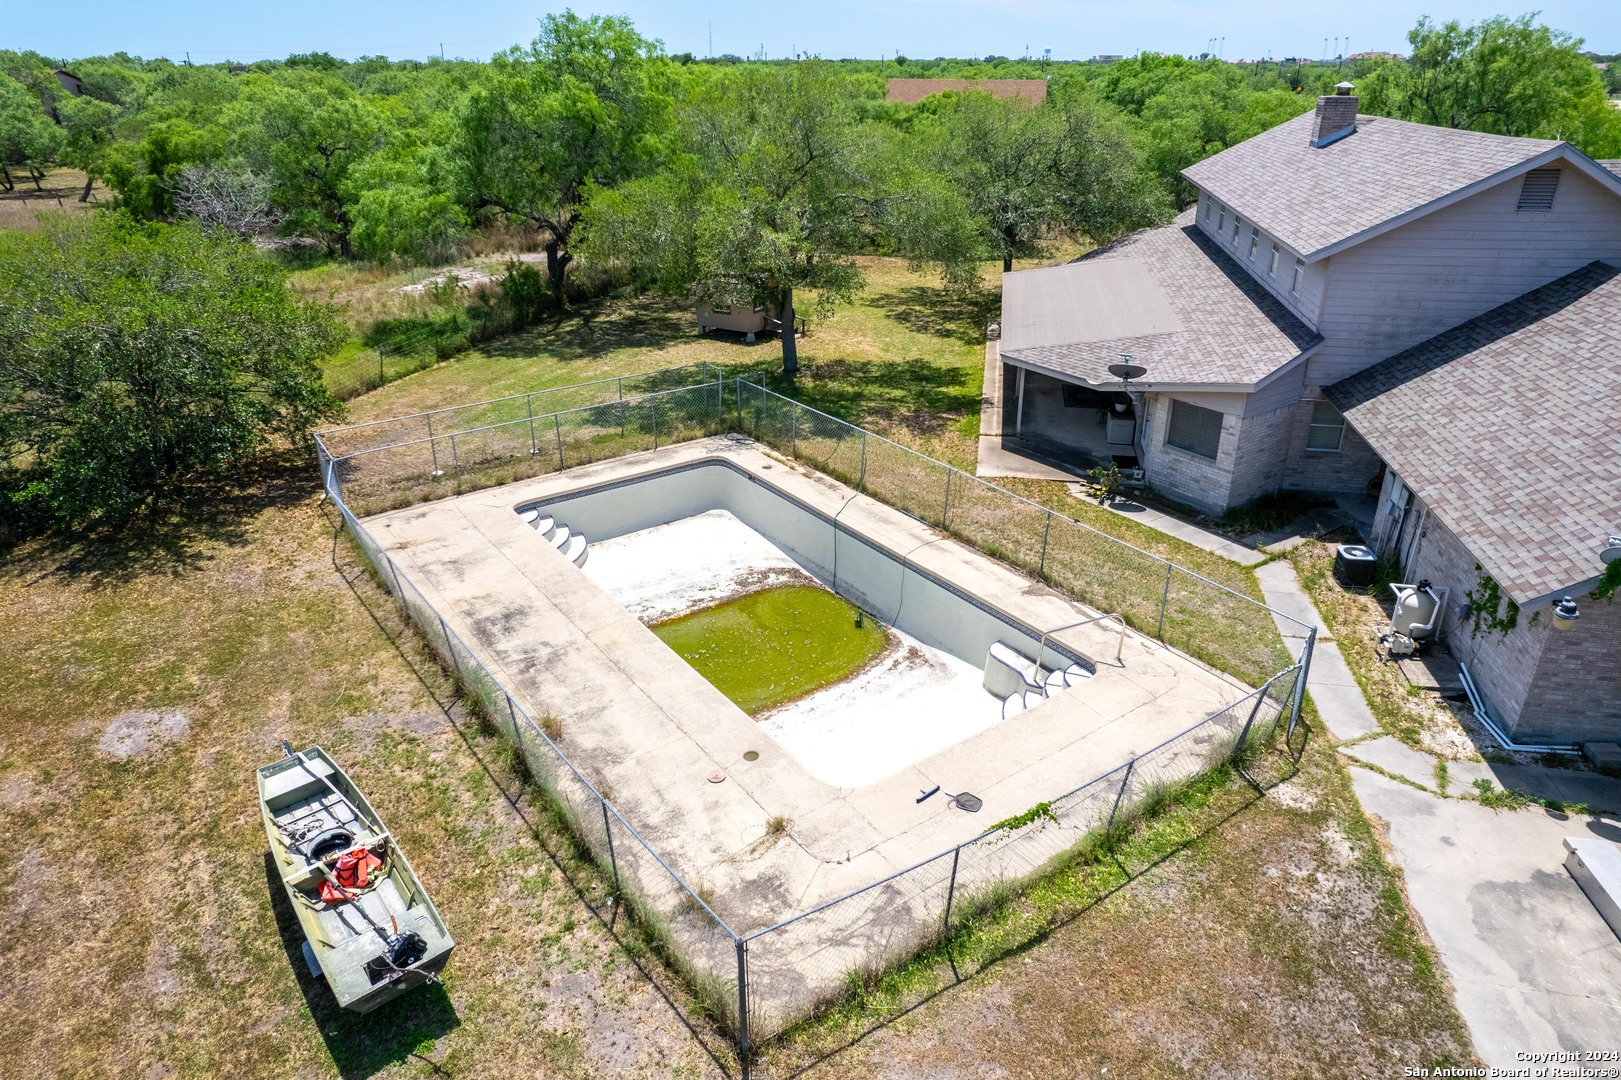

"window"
[1247, 228, 1259, 261]
[1203, 197, 1212, 221]
[1166, 399, 1223, 460]
[1232, 215, 1242, 243]
[1290, 257, 1304, 296]
[1517, 168, 1560, 212]
[1216, 204, 1225, 232]
[1268, 242, 1280, 277]
[1306, 399, 1345, 452]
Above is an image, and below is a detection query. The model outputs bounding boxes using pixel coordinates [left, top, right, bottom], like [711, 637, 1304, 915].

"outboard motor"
[1387, 578, 1448, 656]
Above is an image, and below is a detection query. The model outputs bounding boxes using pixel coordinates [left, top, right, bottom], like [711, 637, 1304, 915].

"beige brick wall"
[1139, 393, 1239, 512]
[1400, 501, 1621, 743]
[1278, 394, 1385, 497]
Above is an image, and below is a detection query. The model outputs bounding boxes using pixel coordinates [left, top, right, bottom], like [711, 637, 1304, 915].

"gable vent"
[1517, 168, 1561, 212]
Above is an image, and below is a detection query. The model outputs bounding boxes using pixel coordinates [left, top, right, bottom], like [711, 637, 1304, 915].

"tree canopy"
[0, 215, 344, 531]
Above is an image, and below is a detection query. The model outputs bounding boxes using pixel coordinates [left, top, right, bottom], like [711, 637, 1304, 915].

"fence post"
[600, 798, 622, 898]
[1156, 563, 1173, 641]
[384, 555, 404, 598]
[1106, 757, 1137, 834]
[436, 614, 454, 663]
[527, 394, 539, 455]
[618, 376, 624, 401]
[426, 413, 442, 477]
[942, 845, 962, 937]
[735, 378, 743, 431]
[735, 938, 751, 1077]
[790, 405, 798, 458]
[1232, 686, 1269, 765]
[1289, 628, 1316, 739]
[942, 469, 953, 531]
[449, 433, 461, 479]
[1038, 511, 1052, 577]
[554, 415, 565, 470]
[652, 395, 660, 449]
[503, 691, 519, 740]
[756, 381, 765, 438]
[859, 432, 868, 491]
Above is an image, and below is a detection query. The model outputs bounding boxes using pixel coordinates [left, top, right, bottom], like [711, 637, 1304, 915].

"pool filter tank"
[1386, 579, 1448, 655]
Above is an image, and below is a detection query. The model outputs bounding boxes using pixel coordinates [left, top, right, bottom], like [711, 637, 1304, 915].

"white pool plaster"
[582, 508, 1007, 788]
[362, 437, 1259, 1032]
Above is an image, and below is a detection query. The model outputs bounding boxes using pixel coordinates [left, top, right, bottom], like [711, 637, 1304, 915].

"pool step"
[563, 533, 589, 566]
[1042, 664, 1093, 696]
[515, 508, 588, 568]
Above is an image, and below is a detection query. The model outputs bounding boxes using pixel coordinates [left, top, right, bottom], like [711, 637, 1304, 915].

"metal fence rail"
[314, 368, 1315, 1075]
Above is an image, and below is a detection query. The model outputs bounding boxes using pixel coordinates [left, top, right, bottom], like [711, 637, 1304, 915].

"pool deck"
[363, 437, 1252, 1000]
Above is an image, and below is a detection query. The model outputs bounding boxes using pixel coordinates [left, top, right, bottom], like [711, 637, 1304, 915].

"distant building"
[1349, 51, 1404, 61]
[884, 78, 1047, 106]
[1091, 55, 1124, 64]
[51, 69, 84, 97]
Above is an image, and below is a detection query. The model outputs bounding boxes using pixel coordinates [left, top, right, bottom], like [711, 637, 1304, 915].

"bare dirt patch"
[98, 709, 191, 760]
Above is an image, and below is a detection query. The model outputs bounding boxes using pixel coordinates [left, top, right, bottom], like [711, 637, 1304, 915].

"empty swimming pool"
[518, 461, 1096, 787]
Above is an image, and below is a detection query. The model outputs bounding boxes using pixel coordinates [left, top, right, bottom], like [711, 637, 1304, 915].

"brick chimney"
[1310, 82, 1358, 147]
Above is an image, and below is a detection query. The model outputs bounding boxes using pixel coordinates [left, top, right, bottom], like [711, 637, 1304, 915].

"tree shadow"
[322, 507, 741, 1076]
[751, 356, 983, 439]
[475, 293, 698, 364]
[767, 725, 1309, 1077]
[263, 853, 461, 1080]
[868, 284, 999, 344]
[1, 449, 318, 588]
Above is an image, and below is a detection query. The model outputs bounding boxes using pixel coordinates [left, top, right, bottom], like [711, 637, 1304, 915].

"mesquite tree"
[454, 12, 672, 307]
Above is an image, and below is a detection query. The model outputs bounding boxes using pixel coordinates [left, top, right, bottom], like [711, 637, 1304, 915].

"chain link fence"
[315, 369, 1314, 1074]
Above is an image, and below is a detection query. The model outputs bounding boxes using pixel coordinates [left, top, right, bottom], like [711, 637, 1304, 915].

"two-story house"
[994, 85, 1621, 745]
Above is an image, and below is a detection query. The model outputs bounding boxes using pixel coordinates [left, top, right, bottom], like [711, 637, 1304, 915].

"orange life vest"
[318, 847, 382, 904]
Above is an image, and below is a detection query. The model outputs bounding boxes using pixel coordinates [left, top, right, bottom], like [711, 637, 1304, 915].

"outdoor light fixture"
[1553, 595, 1581, 631]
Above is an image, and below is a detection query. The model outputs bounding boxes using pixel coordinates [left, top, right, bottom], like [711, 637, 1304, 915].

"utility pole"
[707, 21, 712, 58]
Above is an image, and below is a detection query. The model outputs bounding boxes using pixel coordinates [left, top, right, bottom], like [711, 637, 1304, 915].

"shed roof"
[999, 209, 1320, 390]
[1325, 261, 1621, 605]
[884, 78, 1047, 105]
[1182, 110, 1563, 261]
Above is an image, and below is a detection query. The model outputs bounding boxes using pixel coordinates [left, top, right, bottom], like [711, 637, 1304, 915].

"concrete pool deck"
[363, 437, 1255, 1015]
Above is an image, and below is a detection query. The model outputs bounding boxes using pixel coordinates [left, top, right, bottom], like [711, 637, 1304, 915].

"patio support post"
[1015, 366, 1027, 436]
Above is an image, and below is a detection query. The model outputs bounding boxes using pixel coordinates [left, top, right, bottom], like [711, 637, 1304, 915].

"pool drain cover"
[707, 769, 726, 784]
[742, 750, 759, 762]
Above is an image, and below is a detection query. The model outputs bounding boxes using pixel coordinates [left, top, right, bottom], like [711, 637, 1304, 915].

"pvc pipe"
[1458, 661, 1579, 755]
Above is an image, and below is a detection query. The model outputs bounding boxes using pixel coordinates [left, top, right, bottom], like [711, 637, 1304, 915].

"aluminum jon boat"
[258, 743, 454, 1012]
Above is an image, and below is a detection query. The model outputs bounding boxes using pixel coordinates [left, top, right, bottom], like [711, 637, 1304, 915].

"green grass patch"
[651, 585, 886, 714]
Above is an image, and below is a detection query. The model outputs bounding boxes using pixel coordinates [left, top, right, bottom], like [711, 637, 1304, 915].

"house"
[51, 69, 84, 98]
[995, 84, 1621, 744]
[884, 79, 1047, 106]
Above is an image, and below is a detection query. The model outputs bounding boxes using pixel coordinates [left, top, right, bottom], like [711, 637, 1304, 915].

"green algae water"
[650, 584, 888, 715]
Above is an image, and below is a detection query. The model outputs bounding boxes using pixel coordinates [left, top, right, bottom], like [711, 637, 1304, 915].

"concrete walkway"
[1252, 551, 1621, 1064]
[1253, 560, 1379, 740]
[1351, 767, 1621, 1068]
[1104, 496, 1267, 566]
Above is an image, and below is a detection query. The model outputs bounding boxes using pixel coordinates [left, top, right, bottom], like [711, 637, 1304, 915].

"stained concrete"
[364, 437, 1253, 1031]
[1349, 767, 1621, 1067]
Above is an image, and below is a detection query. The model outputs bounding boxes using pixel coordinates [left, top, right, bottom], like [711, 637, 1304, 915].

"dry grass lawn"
[0, 167, 99, 231]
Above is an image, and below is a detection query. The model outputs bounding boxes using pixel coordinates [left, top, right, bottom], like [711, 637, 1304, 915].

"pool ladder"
[517, 509, 589, 567]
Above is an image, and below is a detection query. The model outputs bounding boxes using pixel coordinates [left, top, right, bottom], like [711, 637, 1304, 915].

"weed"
[1434, 760, 1449, 793]
[1472, 777, 1534, 811]
[766, 815, 792, 837]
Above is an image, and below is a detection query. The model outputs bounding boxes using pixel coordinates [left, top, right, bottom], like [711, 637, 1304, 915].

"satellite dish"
[1107, 362, 1148, 381]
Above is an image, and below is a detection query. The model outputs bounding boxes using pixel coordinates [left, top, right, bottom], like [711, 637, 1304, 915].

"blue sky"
[10, 0, 1617, 65]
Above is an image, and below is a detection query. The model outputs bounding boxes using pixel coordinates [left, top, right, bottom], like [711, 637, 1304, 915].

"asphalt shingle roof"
[1183, 110, 1559, 260]
[999, 209, 1321, 389]
[1325, 261, 1621, 604]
